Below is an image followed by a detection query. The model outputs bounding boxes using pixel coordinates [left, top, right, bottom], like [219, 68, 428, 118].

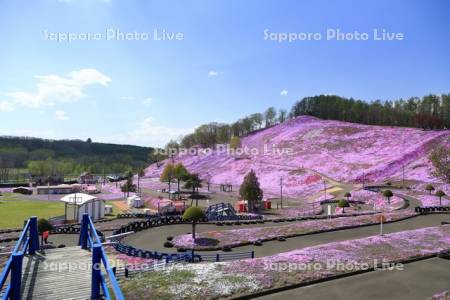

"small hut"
[127, 195, 143, 208]
[61, 193, 105, 223]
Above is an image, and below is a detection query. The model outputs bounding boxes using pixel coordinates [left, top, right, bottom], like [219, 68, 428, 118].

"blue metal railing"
[79, 214, 125, 300]
[0, 216, 39, 300]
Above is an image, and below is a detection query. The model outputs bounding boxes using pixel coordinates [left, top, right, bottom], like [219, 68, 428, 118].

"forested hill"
[0, 136, 152, 175]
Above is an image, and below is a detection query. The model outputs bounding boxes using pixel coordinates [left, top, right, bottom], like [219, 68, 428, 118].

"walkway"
[21, 246, 92, 300]
[258, 257, 450, 300]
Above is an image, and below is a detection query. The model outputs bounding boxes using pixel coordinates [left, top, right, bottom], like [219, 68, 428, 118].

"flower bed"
[349, 189, 405, 211]
[428, 291, 450, 300]
[122, 225, 450, 300]
[278, 204, 323, 218]
[415, 194, 450, 207]
[172, 210, 417, 250]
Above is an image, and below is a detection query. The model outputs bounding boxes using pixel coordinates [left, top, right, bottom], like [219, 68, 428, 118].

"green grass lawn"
[0, 193, 64, 229]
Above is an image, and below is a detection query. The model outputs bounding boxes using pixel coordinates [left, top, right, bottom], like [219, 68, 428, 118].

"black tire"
[164, 241, 174, 248]
[253, 240, 263, 246]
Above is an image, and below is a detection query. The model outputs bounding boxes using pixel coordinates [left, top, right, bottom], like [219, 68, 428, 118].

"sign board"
[377, 215, 386, 223]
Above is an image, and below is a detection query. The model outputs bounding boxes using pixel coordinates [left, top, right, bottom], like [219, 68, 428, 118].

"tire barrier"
[415, 206, 450, 214]
[111, 215, 254, 263]
[52, 225, 81, 234]
[114, 243, 201, 262]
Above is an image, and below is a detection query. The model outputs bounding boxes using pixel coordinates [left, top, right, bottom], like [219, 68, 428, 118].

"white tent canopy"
[61, 193, 97, 206]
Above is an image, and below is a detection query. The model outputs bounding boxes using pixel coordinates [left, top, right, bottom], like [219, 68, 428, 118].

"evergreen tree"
[121, 171, 136, 197]
[239, 170, 263, 213]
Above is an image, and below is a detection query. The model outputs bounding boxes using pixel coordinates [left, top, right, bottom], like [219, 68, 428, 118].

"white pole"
[380, 217, 383, 236]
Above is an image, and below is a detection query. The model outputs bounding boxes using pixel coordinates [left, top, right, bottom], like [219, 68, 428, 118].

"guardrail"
[0, 216, 39, 300]
[195, 251, 255, 262]
[415, 206, 450, 213]
[79, 214, 125, 300]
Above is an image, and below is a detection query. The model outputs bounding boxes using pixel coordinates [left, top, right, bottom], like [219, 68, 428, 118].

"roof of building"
[60, 193, 99, 205]
[12, 187, 32, 191]
[37, 184, 72, 189]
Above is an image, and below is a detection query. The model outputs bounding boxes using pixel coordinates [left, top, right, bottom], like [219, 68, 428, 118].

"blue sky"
[0, 0, 449, 147]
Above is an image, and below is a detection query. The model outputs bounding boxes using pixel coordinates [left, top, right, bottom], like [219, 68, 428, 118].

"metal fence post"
[216, 253, 220, 262]
[29, 216, 38, 255]
[251, 251, 255, 259]
[79, 213, 89, 249]
[91, 244, 102, 299]
[11, 253, 23, 300]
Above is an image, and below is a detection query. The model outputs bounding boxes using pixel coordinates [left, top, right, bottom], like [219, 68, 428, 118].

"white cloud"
[142, 97, 153, 105]
[2, 69, 111, 110]
[0, 101, 14, 112]
[208, 70, 219, 77]
[120, 96, 134, 101]
[104, 117, 194, 147]
[55, 110, 69, 121]
[280, 89, 288, 96]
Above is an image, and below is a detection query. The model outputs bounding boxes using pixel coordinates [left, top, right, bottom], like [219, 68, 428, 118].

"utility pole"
[280, 177, 283, 209]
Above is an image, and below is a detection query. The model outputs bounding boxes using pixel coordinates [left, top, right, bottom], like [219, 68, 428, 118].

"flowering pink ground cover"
[350, 189, 404, 211]
[172, 210, 417, 250]
[429, 291, 450, 300]
[278, 204, 323, 217]
[122, 225, 450, 300]
[415, 194, 450, 207]
[412, 183, 450, 196]
[145, 116, 449, 198]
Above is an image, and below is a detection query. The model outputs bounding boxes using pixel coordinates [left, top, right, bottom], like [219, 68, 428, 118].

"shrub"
[436, 190, 446, 206]
[425, 184, 435, 195]
[338, 199, 350, 213]
[383, 190, 394, 204]
[344, 192, 351, 200]
[182, 207, 206, 239]
[37, 218, 53, 234]
[182, 207, 205, 222]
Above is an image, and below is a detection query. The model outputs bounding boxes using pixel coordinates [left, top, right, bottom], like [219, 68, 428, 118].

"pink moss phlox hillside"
[145, 116, 449, 198]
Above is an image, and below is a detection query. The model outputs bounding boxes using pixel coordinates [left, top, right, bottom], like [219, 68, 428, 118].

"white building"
[61, 193, 105, 223]
[127, 195, 144, 208]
